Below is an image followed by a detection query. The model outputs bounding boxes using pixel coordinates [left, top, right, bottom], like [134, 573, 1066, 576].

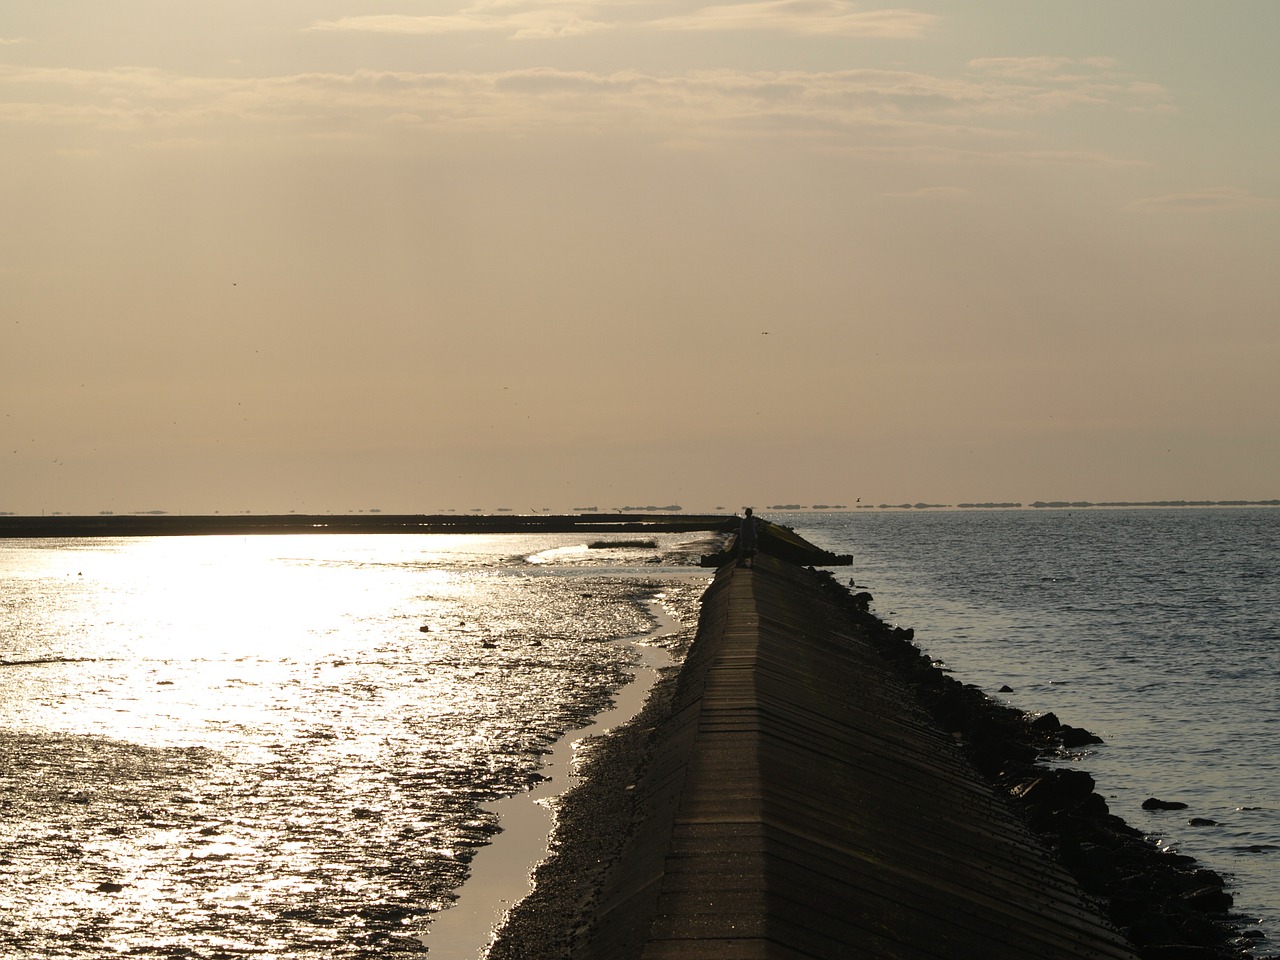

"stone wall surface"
[573, 554, 1143, 959]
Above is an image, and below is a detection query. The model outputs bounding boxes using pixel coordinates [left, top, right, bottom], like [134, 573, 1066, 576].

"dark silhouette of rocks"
[818, 574, 1254, 960]
[1144, 798, 1191, 811]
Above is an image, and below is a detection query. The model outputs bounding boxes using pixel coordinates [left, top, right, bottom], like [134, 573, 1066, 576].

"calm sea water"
[785, 508, 1280, 951]
[0, 533, 711, 957]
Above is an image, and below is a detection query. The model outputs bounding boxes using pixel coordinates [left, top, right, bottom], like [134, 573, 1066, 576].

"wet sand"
[420, 599, 680, 958]
[484, 659, 688, 957]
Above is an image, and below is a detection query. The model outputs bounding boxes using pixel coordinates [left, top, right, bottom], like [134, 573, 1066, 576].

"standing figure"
[737, 507, 758, 568]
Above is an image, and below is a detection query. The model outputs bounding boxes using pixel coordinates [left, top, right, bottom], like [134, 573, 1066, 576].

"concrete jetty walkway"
[575, 553, 1140, 959]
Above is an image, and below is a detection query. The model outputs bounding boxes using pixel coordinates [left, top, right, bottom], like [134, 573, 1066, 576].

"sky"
[3, 1, 1278, 515]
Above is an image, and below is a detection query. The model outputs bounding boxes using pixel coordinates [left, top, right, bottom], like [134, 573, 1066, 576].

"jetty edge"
[487, 528, 1253, 959]
[698, 517, 852, 567]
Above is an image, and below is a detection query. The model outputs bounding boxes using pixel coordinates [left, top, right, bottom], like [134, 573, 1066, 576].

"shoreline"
[419, 598, 680, 958]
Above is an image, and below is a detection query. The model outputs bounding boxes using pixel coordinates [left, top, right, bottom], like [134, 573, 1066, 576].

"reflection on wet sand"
[0, 534, 710, 957]
[419, 599, 677, 957]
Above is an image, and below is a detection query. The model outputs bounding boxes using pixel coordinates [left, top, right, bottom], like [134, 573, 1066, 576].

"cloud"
[310, 2, 938, 40]
[309, 14, 499, 35]
[963, 56, 1171, 115]
[857, 145, 1149, 169]
[968, 56, 1125, 81]
[0, 37, 32, 46]
[309, 10, 609, 40]
[648, 2, 939, 37]
[1124, 187, 1280, 213]
[0, 62, 1169, 171]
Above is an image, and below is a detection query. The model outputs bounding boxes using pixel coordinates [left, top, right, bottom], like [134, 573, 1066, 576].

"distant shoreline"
[782, 500, 1280, 511]
[2, 503, 1276, 538]
[0, 513, 735, 540]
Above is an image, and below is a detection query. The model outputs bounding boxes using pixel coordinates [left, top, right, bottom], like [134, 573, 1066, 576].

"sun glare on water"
[0, 532, 695, 955]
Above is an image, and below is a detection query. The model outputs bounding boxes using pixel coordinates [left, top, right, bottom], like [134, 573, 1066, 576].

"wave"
[525, 544, 589, 564]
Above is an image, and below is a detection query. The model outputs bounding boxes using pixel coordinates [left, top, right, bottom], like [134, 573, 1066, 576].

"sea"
[0, 509, 1276, 957]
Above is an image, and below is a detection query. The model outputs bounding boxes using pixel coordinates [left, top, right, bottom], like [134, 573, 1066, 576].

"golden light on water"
[0, 532, 706, 955]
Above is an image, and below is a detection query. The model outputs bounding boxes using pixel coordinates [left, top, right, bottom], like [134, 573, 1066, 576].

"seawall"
[573, 552, 1141, 959]
[488, 530, 1251, 959]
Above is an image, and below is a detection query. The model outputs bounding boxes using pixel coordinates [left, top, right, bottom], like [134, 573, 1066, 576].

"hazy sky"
[3, 2, 1278, 514]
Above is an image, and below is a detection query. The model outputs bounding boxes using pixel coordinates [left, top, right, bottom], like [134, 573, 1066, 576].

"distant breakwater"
[841, 499, 1280, 510]
[0, 513, 735, 539]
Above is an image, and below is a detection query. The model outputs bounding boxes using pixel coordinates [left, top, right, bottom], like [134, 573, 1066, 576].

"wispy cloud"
[964, 56, 1171, 115]
[308, 10, 609, 40]
[647, 2, 939, 37]
[859, 145, 1150, 169]
[0, 61, 1168, 170]
[0, 36, 33, 45]
[968, 56, 1117, 80]
[1124, 187, 1280, 213]
[309, 2, 938, 40]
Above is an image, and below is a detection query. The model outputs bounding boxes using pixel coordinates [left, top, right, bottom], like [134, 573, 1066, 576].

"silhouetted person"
[737, 507, 758, 568]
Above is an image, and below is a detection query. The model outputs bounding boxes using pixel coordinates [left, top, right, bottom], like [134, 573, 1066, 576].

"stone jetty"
[482, 523, 1251, 960]
[571, 549, 1142, 959]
